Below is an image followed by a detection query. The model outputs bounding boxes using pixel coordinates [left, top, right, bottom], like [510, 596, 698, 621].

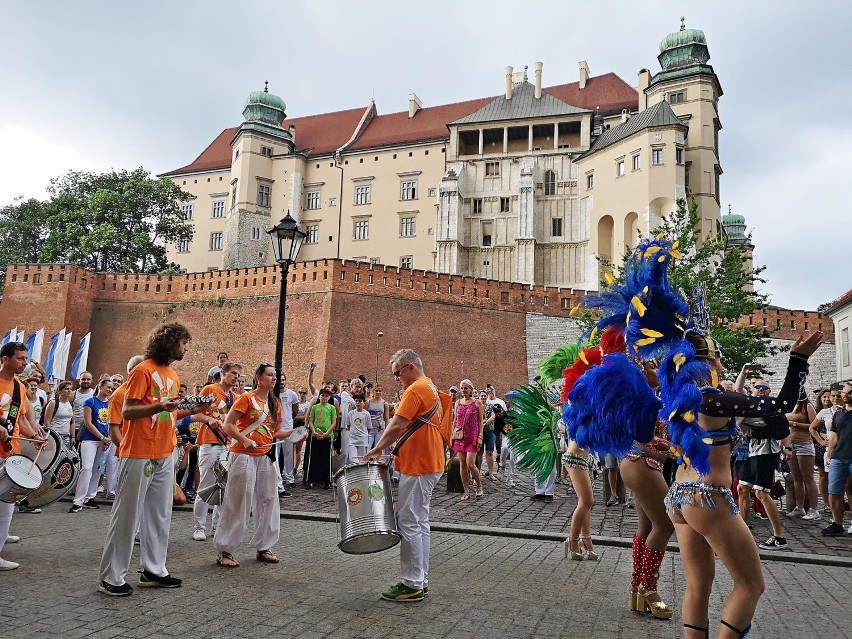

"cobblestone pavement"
[281, 467, 851, 558]
[2, 507, 850, 639]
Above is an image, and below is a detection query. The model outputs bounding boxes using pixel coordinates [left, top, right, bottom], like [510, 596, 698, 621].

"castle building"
[163, 20, 723, 290]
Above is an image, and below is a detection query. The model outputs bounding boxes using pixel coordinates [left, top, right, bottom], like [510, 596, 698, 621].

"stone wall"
[525, 314, 584, 383]
[749, 339, 838, 391]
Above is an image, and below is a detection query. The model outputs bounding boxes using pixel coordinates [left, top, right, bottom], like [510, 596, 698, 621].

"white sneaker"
[192, 529, 207, 541]
[786, 507, 806, 518]
[0, 557, 20, 570]
[802, 509, 822, 521]
[848, 522, 852, 534]
[5, 535, 20, 544]
[507, 480, 515, 487]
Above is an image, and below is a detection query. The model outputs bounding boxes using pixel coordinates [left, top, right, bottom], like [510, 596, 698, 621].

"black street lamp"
[268, 211, 306, 396]
[374, 331, 384, 384]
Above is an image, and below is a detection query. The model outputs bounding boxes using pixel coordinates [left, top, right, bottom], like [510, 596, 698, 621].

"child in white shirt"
[346, 395, 371, 460]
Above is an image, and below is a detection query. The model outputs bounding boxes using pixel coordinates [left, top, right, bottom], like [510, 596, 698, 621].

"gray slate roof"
[581, 100, 686, 157]
[450, 81, 589, 125]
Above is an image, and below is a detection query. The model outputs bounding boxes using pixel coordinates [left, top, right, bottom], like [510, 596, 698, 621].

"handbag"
[451, 426, 464, 441]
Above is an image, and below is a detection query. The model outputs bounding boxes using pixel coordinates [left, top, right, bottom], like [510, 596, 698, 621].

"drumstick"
[8, 436, 44, 443]
[29, 440, 46, 472]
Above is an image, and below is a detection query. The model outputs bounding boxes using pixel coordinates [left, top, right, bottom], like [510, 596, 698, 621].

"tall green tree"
[0, 197, 52, 293]
[593, 198, 774, 378]
[41, 168, 193, 273]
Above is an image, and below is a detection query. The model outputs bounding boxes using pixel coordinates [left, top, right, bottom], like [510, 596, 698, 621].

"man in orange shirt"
[0, 341, 47, 570]
[365, 348, 445, 602]
[193, 361, 241, 541]
[98, 323, 191, 596]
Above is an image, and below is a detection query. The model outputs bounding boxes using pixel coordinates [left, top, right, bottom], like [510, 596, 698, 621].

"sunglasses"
[392, 363, 410, 377]
[754, 385, 770, 391]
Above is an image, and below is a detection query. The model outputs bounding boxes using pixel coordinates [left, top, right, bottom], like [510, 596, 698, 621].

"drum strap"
[1, 379, 23, 454]
[390, 399, 440, 455]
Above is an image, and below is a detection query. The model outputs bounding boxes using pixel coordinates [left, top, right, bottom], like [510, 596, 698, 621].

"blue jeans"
[828, 458, 852, 495]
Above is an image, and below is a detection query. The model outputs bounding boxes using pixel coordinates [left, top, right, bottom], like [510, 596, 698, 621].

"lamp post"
[374, 331, 384, 384]
[268, 211, 307, 397]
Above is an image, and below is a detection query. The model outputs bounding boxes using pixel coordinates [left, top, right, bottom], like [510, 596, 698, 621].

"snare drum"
[18, 430, 61, 471]
[24, 442, 80, 508]
[0, 455, 44, 503]
[333, 460, 400, 554]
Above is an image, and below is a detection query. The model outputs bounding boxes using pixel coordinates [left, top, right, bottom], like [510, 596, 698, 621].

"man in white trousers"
[365, 349, 446, 602]
[98, 323, 191, 596]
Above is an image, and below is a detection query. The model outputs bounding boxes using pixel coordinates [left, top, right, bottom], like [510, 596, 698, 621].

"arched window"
[544, 170, 556, 196]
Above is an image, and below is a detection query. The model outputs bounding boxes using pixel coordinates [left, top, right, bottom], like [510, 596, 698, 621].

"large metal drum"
[333, 460, 400, 554]
[24, 442, 79, 508]
[18, 430, 61, 472]
[0, 455, 43, 503]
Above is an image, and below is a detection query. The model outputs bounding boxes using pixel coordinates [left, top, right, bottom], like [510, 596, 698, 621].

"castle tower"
[223, 83, 295, 270]
[644, 18, 723, 241]
[722, 204, 755, 291]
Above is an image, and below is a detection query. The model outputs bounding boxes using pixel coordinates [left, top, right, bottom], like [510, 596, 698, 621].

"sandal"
[460, 493, 470, 501]
[216, 552, 239, 568]
[256, 550, 279, 564]
[475, 487, 484, 498]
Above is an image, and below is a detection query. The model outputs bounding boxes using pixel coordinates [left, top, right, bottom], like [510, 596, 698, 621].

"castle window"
[632, 154, 641, 171]
[354, 218, 369, 240]
[305, 224, 319, 244]
[231, 180, 238, 208]
[616, 160, 625, 177]
[428, 188, 436, 197]
[676, 148, 684, 165]
[544, 170, 556, 195]
[211, 199, 225, 218]
[257, 184, 271, 208]
[500, 197, 510, 213]
[481, 221, 493, 247]
[586, 173, 594, 189]
[551, 218, 563, 237]
[400, 216, 416, 237]
[261, 146, 273, 157]
[306, 191, 321, 210]
[400, 255, 413, 269]
[400, 180, 418, 201]
[329, 197, 337, 207]
[355, 185, 371, 205]
[652, 149, 664, 165]
[177, 239, 192, 253]
[251, 226, 261, 241]
[485, 161, 500, 177]
[209, 232, 223, 251]
[180, 202, 194, 221]
[669, 91, 685, 104]
[472, 198, 483, 214]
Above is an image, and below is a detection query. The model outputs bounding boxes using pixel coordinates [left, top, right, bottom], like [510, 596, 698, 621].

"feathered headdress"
[538, 342, 580, 389]
[504, 385, 562, 484]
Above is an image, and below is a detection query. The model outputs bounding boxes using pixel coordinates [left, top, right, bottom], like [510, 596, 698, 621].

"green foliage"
[600, 198, 774, 378]
[0, 168, 193, 292]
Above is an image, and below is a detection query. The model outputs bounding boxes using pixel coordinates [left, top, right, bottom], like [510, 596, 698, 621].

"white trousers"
[501, 443, 518, 482]
[349, 444, 368, 460]
[0, 501, 14, 557]
[213, 453, 280, 555]
[368, 429, 383, 449]
[276, 439, 295, 489]
[73, 440, 107, 506]
[338, 429, 351, 467]
[193, 444, 224, 532]
[98, 456, 174, 586]
[397, 471, 441, 590]
[534, 464, 557, 496]
[105, 444, 119, 495]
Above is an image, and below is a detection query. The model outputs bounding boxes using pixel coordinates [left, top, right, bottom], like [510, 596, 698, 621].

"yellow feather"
[626, 311, 632, 324]
[670, 249, 683, 259]
[579, 351, 589, 365]
[640, 328, 664, 338]
[682, 411, 696, 423]
[642, 285, 649, 297]
[711, 370, 719, 388]
[657, 255, 666, 263]
[569, 304, 582, 317]
[669, 410, 678, 420]
[702, 437, 713, 445]
[672, 240, 680, 250]
[655, 232, 664, 240]
[635, 337, 656, 346]
[644, 246, 661, 257]
[603, 272, 616, 285]
[631, 296, 647, 316]
[590, 327, 599, 342]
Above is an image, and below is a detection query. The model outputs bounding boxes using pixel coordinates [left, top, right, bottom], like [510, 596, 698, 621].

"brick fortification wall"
[0, 261, 587, 393]
[0, 261, 836, 393]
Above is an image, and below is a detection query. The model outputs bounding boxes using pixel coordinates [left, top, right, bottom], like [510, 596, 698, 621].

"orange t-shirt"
[118, 359, 179, 460]
[0, 377, 29, 459]
[108, 382, 127, 427]
[393, 376, 445, 475]
[195, 383, 233, 445]
[228, 390, 282, 456]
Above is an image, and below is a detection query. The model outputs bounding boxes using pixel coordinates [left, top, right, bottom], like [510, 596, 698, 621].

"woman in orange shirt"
[213, 363, 289, 567]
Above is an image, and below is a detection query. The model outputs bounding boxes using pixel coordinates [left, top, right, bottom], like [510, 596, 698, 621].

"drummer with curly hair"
[98, 322, 191, 596]
[364, 348, 445, 602]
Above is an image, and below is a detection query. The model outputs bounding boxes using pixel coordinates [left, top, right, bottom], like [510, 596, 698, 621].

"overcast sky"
[1, 1, 848, 310]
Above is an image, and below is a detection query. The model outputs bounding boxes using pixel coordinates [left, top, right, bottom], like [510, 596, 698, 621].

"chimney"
[621, 109, 630, 124]
[288, 125, 296, 142]
[408, 93, 422, 118]
[637, 68, 650, 111]
[534, 61, 543, 99]
[579, 60, 590, 90]
[505, 66, 513, 100]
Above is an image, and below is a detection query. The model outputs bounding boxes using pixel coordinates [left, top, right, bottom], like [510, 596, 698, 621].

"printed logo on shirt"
[150, 371, 176, 427]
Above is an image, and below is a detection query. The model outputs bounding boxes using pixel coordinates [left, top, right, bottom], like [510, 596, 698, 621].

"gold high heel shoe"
[563, 537, 583, 560]
[579, 536, 599, 561]
[629, 589, 640, 611]
[637, 587, 674, 620]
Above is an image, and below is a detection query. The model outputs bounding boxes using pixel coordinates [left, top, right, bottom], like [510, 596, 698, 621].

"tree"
[593, 198, 774, 378]
[39, 168, 193, 273]
[0, 198, 52, 293]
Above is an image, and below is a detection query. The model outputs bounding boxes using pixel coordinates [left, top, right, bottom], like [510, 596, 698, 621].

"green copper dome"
[722, 213, 745, 226]
[242, 82, 286, 128]
[658, 19, 710, 71]
[722, 209, 749, 246]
